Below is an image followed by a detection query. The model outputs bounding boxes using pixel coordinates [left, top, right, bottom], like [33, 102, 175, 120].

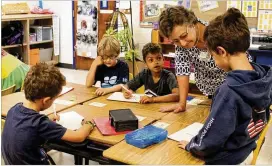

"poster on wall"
[242, 1, 258, 17]
[227, 1, 242, 11]
[259, 0, 272, 10]
[178, 0, 191, 9]
[257, 10, 272, 31]
[76, 1, 98, 58]
[197, 1, 218, 12]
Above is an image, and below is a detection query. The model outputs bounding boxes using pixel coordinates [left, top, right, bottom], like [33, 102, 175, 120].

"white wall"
[42, 1, 73, 64]
[2, 1, 73, 65]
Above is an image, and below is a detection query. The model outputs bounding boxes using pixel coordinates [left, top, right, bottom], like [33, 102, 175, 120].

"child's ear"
[42, 97, 52, 105]
[217, 46, 227, 57]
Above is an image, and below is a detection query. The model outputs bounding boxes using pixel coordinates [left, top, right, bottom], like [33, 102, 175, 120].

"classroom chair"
[1, 84, 16, 96]
[251, 117, 272, 165]
[129, 73, 144, 94]
[21, 79, 24, 92]
[1, 119, 5, 132]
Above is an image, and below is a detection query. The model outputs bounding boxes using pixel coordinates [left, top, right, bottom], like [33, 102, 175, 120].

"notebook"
[93, 117, 132, 135]
[57, 111, 84, 130]
[107, 92, 145, 103]
[59, 86, 74, 96]
[168, 122, 204, 142]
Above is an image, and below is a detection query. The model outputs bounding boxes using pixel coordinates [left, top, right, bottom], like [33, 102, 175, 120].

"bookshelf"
[1, 14, 58, 65]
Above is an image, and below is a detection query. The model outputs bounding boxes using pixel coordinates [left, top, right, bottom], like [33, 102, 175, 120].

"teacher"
[159, 6, 233, 112]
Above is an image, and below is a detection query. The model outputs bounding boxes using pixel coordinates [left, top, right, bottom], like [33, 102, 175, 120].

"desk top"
[83, 93, 170, 120]
[60, 105, 155, 146]
[1, 82, 97, 117]
[103, 121, 204, 165]
[161, 105, 210, 124]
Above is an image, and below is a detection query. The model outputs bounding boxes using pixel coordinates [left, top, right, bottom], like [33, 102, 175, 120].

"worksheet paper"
[168, 122, 204, 142]
[57, 111, 84, 130]
[107, 92, 145, 103]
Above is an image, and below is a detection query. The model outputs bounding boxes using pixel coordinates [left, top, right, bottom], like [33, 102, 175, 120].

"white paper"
[57, 111, 84, 130]
[59, 86, 73, 96]
[89, 102, 106, 107]
[136, 115, 146, 122]
[197, 1, 218, 12]
[54, 99, 74, 106]
[152, 122, 170, 129]
[107, 92, 145, 103]
[168, 122, 204, 142]
[187, 98, 204, 105]
[52, 15, 60, 56]
[94, 81, 101, 88]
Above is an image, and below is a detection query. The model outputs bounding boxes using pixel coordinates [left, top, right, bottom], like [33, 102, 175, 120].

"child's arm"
[95, 84, 122, 96]
[86, 56, 103, 88]
[140, 88, 179, 104]
[182, 90, 236, 157]
[61, 121, 94, 142]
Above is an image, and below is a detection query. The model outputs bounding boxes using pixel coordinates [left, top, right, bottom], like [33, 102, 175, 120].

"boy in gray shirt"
[124, 43, 179, 104]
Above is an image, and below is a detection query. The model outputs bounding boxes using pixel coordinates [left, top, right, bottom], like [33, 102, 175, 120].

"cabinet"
[2, 14, 58, 65]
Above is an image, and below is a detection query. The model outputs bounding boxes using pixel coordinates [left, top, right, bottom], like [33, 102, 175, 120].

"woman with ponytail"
[178, 8, 272, 165]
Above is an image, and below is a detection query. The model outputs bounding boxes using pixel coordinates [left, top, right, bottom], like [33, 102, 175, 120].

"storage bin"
[39, 48, 53, 62]
[29, 33, 36, 43]
[29, 49, 40, 65]
[42, 26, 53, 41]
[30, 26, 42, 41]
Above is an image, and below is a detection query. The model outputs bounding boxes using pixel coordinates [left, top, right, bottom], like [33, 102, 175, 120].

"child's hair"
[204, 8, 250, 55]
[159, 6, 198, 38]
[24, 63, 66, 102]
[97, 34, 120, 57]
[142, 43, 162, 61]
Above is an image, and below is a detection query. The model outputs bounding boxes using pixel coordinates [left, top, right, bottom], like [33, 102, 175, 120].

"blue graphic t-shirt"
[95, 60, 129, 88]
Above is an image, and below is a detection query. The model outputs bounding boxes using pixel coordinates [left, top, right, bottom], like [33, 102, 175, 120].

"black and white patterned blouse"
[175, 19, 252, 96]
[175, 19, 226, 96]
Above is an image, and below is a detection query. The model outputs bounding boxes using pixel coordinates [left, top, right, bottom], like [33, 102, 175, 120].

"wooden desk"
[103, 121, 204, 165]
[1, 82, 97, 117]
[60, 105, 155, 146]
[161, 105, 210, 124]
[83, 93, 170, 120]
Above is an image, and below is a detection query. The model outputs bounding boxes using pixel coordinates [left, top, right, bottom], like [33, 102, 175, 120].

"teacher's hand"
[160, 104, 186, 113]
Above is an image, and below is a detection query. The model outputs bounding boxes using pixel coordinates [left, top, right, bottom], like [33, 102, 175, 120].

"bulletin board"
[140, 0, 258, 28]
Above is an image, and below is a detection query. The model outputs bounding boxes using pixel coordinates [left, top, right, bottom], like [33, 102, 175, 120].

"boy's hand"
[160, 104, 186, 113]
[178, 140, 189, 149]
[123, 90, 133, 99]
[49, 113, 60, 121]
[95, 88, 108, 96]
[93, 56, 103, 66]
[140, 96, 154, 104]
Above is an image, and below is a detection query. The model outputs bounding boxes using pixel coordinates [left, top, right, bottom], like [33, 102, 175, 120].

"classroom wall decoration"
[259, 0, 272, 10]
[257, 10, 272, 31]
[226, 1, 242, 11]
[76, 1, 98, 58]
[197, 1, 219, 12]
[242, 1, 258, 17]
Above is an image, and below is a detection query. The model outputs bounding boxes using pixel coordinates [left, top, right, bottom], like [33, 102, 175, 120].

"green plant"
[105, 28, 139, 62]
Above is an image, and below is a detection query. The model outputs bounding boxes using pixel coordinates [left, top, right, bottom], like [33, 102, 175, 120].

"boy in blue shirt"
[2, 63, 95, 165]
[178, 8, 272, 164]
[86, 35, 129, 95]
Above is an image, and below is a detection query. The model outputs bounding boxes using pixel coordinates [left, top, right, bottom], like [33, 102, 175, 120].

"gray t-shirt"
[127, 69, 178, 96]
